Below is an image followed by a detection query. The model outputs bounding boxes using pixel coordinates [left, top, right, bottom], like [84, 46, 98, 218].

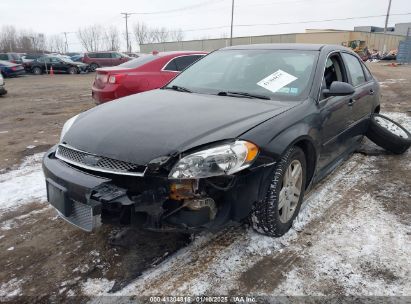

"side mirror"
[322, 81, 355, 97]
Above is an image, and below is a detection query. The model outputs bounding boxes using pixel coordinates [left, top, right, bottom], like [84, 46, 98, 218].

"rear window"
[117, 55, 157, 68]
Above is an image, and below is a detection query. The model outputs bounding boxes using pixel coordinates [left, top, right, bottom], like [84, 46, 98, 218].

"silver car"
[0, 73, 6, 96]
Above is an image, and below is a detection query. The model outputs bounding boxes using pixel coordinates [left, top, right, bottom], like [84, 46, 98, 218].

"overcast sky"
[1, 0, 410, 51]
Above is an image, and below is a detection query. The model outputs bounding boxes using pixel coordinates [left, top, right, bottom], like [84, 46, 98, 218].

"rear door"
[341, 52, 375, 131]
[317, 52, 354, 170]
[50, 57, 65, 73]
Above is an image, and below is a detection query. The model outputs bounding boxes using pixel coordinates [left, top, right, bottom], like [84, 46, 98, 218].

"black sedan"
[42, 44, 380, 236]
[29, 56, 89, 75]
[0, 60, 25, 77]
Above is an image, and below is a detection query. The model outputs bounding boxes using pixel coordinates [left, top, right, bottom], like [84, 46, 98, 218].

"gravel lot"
[0, 63, 410, 302]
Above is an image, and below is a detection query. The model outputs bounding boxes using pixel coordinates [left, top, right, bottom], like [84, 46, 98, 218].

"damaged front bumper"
[42, 146, 270, 232]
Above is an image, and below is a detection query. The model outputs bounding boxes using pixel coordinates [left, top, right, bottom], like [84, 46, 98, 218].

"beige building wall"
[140, 31, 405, 53]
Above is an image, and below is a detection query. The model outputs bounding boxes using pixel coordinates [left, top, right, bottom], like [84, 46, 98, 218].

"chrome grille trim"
[55, 144, 146, 177]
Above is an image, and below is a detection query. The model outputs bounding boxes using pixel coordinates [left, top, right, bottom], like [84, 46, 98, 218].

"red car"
[91, 51, 207, 104]
[83, 51, 131, 71]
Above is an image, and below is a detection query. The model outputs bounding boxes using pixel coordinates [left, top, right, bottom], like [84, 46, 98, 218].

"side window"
[37, 57, 45, 63]
[88, 53, 96, 58]
[323, 55, 345, 89]
[50, 57, 60, 63]
[174, 55, 203, 71]
[342, 53, 366, 87]
[163, 59, 178, 71]
[361, 63, 373, 81]
[0, 54, 7, 60]
[101, 53, 111, 59]
[111, 53, 121, 58]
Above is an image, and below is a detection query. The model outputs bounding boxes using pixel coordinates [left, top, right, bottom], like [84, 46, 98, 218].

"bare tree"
[48, 34, 65, 53]
[133, 22, 151, 45]
[77, 25, 103, 52]
[151, 27, 169, 43]
[0, 25, 17, 52]
[170, 29, 184, 42]
[104, 26, 120, 51]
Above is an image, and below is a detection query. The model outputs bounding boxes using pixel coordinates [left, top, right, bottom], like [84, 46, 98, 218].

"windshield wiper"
[217, 91, 271, 100]
[164, 85, 192, 93]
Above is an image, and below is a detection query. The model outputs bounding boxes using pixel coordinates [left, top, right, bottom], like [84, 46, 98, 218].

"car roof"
[153, 51, 208, 57]
[221, 43, 350, 51]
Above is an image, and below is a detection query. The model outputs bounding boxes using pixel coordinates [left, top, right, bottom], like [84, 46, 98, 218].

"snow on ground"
[0, 153, 46, 212]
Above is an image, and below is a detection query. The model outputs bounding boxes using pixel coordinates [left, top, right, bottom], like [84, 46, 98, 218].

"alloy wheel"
[278, 159, 303, 223]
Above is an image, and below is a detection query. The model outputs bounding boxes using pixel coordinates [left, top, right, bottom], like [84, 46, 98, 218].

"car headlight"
[169, 140, 259, 179]
[60, 114, 79, 141]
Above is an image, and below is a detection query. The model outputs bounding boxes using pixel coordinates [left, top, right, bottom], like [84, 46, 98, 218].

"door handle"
[348, 98, 356, 106]
[369, 89, 374, 95]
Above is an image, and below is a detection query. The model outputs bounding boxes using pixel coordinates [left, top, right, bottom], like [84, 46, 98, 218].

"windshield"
[167, 49, 319, 101]
[118, 55, 156, 69]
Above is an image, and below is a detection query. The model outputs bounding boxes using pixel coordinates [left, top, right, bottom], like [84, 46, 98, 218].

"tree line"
[0, 22, 184, 53]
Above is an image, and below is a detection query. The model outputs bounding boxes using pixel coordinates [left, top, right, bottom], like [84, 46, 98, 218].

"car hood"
[63, 89, 293, 165]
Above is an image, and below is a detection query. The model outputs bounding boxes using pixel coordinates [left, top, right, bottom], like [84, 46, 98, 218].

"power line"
[124, 0, 225, 15]
[63, 12, 411, 47]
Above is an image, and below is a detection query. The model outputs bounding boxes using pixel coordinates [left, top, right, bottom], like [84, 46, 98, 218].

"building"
[140, 22, 410, 53]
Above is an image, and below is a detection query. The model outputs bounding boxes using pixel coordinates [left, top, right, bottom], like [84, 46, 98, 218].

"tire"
[366, 114, 411, 154]
[251, 146, 307, 237]
[89, 63, 99, 72]
[32, 67, 42, 75]
[68, 67, 78, 75]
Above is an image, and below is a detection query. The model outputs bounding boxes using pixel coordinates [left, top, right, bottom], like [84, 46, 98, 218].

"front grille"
[56, 144, 146, 176]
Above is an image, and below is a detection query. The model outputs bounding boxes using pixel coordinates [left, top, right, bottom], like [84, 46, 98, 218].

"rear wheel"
[32, 67, 42, 75]
[68, 67, 78, 75]
[251, 146, 306, 237]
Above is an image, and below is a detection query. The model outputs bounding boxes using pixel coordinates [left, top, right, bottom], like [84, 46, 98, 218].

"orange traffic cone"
[50, 66, 54, 75]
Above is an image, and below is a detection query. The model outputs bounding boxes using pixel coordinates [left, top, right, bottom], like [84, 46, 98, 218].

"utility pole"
[121, 12, 132, 52]
[383, 0, 392, 53]
[230, 0, 235, 46]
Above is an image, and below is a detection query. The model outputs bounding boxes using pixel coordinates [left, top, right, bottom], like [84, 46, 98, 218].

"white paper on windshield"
[257, 70, 298, 93]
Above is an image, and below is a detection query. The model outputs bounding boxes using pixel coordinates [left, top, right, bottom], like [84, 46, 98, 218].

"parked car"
[0, 73, 6, 96]
[0, 52, 23, 64]
[124, 52, 145, 58]
[70, 55, 84, 62]
[83, 52, 131, 71]
[0, 60, 25, 77]
[43, 44, 384, 236]
[65, 52, 81, 57]
[29, 56, 89, 75]
[92, 51, 207, 104]
[21, 53, 44, 63]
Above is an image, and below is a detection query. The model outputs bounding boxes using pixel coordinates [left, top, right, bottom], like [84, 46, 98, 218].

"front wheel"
[251, 146, 306, 237]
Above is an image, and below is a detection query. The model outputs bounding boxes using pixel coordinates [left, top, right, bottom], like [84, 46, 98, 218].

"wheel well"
[374, 105, 380, 113]
[294, 139, 316, 189]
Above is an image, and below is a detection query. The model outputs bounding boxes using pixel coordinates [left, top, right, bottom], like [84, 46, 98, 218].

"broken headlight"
[60, 114, 79, 141]
[169, 140, 259, 179]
